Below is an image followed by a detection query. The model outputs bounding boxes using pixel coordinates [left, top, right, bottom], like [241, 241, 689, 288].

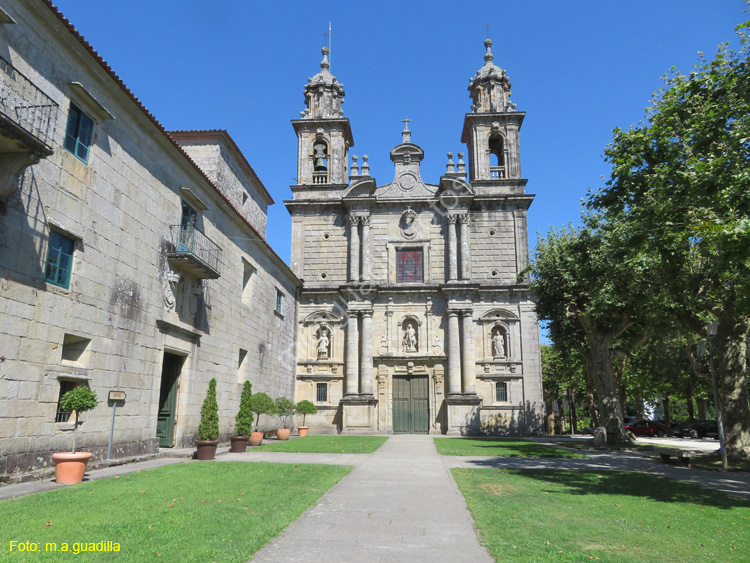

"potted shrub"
[229, 381, 254, 453]
[52, 385, 99, 484]
[195, 378, 220, 460]
[248, 392, 274, 446]
[295, 400, 317, 437]
[274, 397, 296, 441]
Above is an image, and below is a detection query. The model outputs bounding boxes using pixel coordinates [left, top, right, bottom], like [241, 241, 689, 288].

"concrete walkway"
[251, 435, 493, 563]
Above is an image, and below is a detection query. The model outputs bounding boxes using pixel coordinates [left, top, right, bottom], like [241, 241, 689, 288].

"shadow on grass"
[501, 468, 750, 510]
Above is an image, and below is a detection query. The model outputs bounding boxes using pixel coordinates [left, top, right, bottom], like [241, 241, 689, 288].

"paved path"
[251, 435, 493, 563]
[442, 449, 750, 500]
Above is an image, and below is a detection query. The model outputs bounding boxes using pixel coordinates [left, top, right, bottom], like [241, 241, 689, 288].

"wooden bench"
[657, 449, 699, 466]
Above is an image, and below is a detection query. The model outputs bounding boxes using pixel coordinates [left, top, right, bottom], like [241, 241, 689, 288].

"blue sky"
[53, 1, 746, 263]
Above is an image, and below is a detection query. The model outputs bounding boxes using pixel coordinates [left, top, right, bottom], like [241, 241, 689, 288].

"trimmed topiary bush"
[296, 400, 317, 427]
[235, 380, 254, 437]
[275, 397, 296, 429]
[249, 392, 274, 432]
[59, 386, 98, 454]
[197, 378, 219, 441]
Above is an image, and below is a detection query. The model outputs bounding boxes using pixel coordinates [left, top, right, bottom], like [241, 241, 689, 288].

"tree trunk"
[715, 314, 750, 461]
[662, 395, 671, 428]
[583, 368, 600, 427]
[634, 390, 645, 420]
[697, 398, 709, 420]
[555, 399, 566, 434]
[543, 391, 555, 435]
[582, 330, 632, 443]
[685, 383, 695, 422]
[568, 388, 578, 434]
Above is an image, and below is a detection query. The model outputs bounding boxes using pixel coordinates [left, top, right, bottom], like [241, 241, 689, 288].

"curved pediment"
[343, 177, 376, 198]
[480, 309, 518, 321]
[303, 310, 344, 324]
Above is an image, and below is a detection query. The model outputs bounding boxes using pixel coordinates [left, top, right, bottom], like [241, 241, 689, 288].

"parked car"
[625, 420, 670, 437]
[674, 420, 719, 439]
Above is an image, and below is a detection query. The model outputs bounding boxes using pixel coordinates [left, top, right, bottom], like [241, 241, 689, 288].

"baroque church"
[290, 40, 543, 435]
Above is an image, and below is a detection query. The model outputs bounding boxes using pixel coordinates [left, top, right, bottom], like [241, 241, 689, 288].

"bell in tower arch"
[313, 141, 328, 172]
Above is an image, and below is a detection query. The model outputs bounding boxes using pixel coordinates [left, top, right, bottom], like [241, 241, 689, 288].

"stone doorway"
[156, 352, 184, 447]
[392, 375, 429, 433]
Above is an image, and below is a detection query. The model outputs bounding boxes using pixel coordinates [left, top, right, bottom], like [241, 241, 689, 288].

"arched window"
[312, 140, 329, 184]
[488, 135, 506, 179]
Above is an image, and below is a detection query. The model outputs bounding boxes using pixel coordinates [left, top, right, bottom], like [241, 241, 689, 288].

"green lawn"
[1, 461, 351, 562]
[434, 437, 586, 458]
[453, 468, 750, 562]
[253, 435, 387, 454]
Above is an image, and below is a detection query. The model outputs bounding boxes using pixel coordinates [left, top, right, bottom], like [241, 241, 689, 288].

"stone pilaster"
[345, 311, 359, 395]
[447, 214, 458, 281]
[459, 213, 470, 280]
[360, 215, 371, 282]
[461, 310, 477, 394]
[447, 310, 461, 394]
[360, 310, 373, 395]
[348, 215, 360, 282]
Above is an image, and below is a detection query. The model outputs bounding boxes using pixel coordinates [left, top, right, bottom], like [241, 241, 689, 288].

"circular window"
[323, 232, 331, 240]
[490, 270, 499, 277]
[320, 272, 328, 279]
[488, 229, 496, 237]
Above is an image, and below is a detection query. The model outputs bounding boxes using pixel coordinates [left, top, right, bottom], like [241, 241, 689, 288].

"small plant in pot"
[295, 400, 317, 437]
[52, 385, 99, 484]
[195, 378, 220, 460]
[274, 397, 296, 441]
[248, 392, 274, 446]
[229, 381, 254, 453]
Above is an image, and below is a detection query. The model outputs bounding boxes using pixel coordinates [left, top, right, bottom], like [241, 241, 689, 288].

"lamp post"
[706, 321, 728, 470]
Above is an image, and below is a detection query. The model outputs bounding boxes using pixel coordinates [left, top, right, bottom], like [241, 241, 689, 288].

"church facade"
[289, 41, 543, 435]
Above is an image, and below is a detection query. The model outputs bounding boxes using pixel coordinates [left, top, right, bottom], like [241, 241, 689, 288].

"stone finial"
[401, 117, 412, 143]
[350, 155, 359, 176]
[484, 38, 495, 63]
[361, 155, 370, 176]
[320, 46, 330, 70]
[446, 152, 455, 173]
[303, 45, 345, 119]
[457, 152, 466, 173]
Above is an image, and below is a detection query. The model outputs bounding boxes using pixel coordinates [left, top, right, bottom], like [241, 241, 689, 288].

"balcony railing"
[166, 225, 222, 279]
[0, 56, 58, 149]
[489, 166, 506, 179]
[312, 171, 328, 184]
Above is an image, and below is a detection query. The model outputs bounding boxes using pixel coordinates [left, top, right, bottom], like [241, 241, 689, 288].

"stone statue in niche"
[492, 329, 505, 358]
[316, 328, 330, 359]
[403, 322, 417, 352]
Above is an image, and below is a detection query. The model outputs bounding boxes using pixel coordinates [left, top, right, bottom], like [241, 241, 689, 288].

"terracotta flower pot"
[52, 452, 93, 484]
[195, 439, 219, 460]
[229, 436, 248, 453]
[276, 428, 291, 441]
[249, 431, 264, 447]
[297, 426, 309, 437]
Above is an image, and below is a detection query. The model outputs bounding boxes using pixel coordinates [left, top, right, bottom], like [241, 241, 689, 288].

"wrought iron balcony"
[0, 55, 58, 154]
[166, 225, 222, 279]
[489, 166, 506, 179]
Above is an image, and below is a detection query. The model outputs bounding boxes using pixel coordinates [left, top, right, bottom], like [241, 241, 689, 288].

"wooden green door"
[393, 375, 429, 434]
[156, 353, 183, 447]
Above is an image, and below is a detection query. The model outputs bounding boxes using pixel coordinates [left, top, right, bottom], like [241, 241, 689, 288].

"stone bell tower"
[291, 47, 354, 190]
[461, 39, 525, 185]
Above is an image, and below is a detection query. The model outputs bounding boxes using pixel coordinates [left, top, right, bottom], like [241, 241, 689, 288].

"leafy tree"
[59, 386, 98, 454]
[197, 378, 219, 441]
[296, 400, 317, 427]
[526, 220, 665, 442]
[234, 381, 254, 437]
[541, 344, 585, 434]
[589, 22, 750, 458]
[248, 392, 274, 432]
[274, 397, 297, 429]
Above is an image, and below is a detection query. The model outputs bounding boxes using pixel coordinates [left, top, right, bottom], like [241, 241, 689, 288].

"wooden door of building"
[156, 352, 183, 447]
[392, 375, 429, 433]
